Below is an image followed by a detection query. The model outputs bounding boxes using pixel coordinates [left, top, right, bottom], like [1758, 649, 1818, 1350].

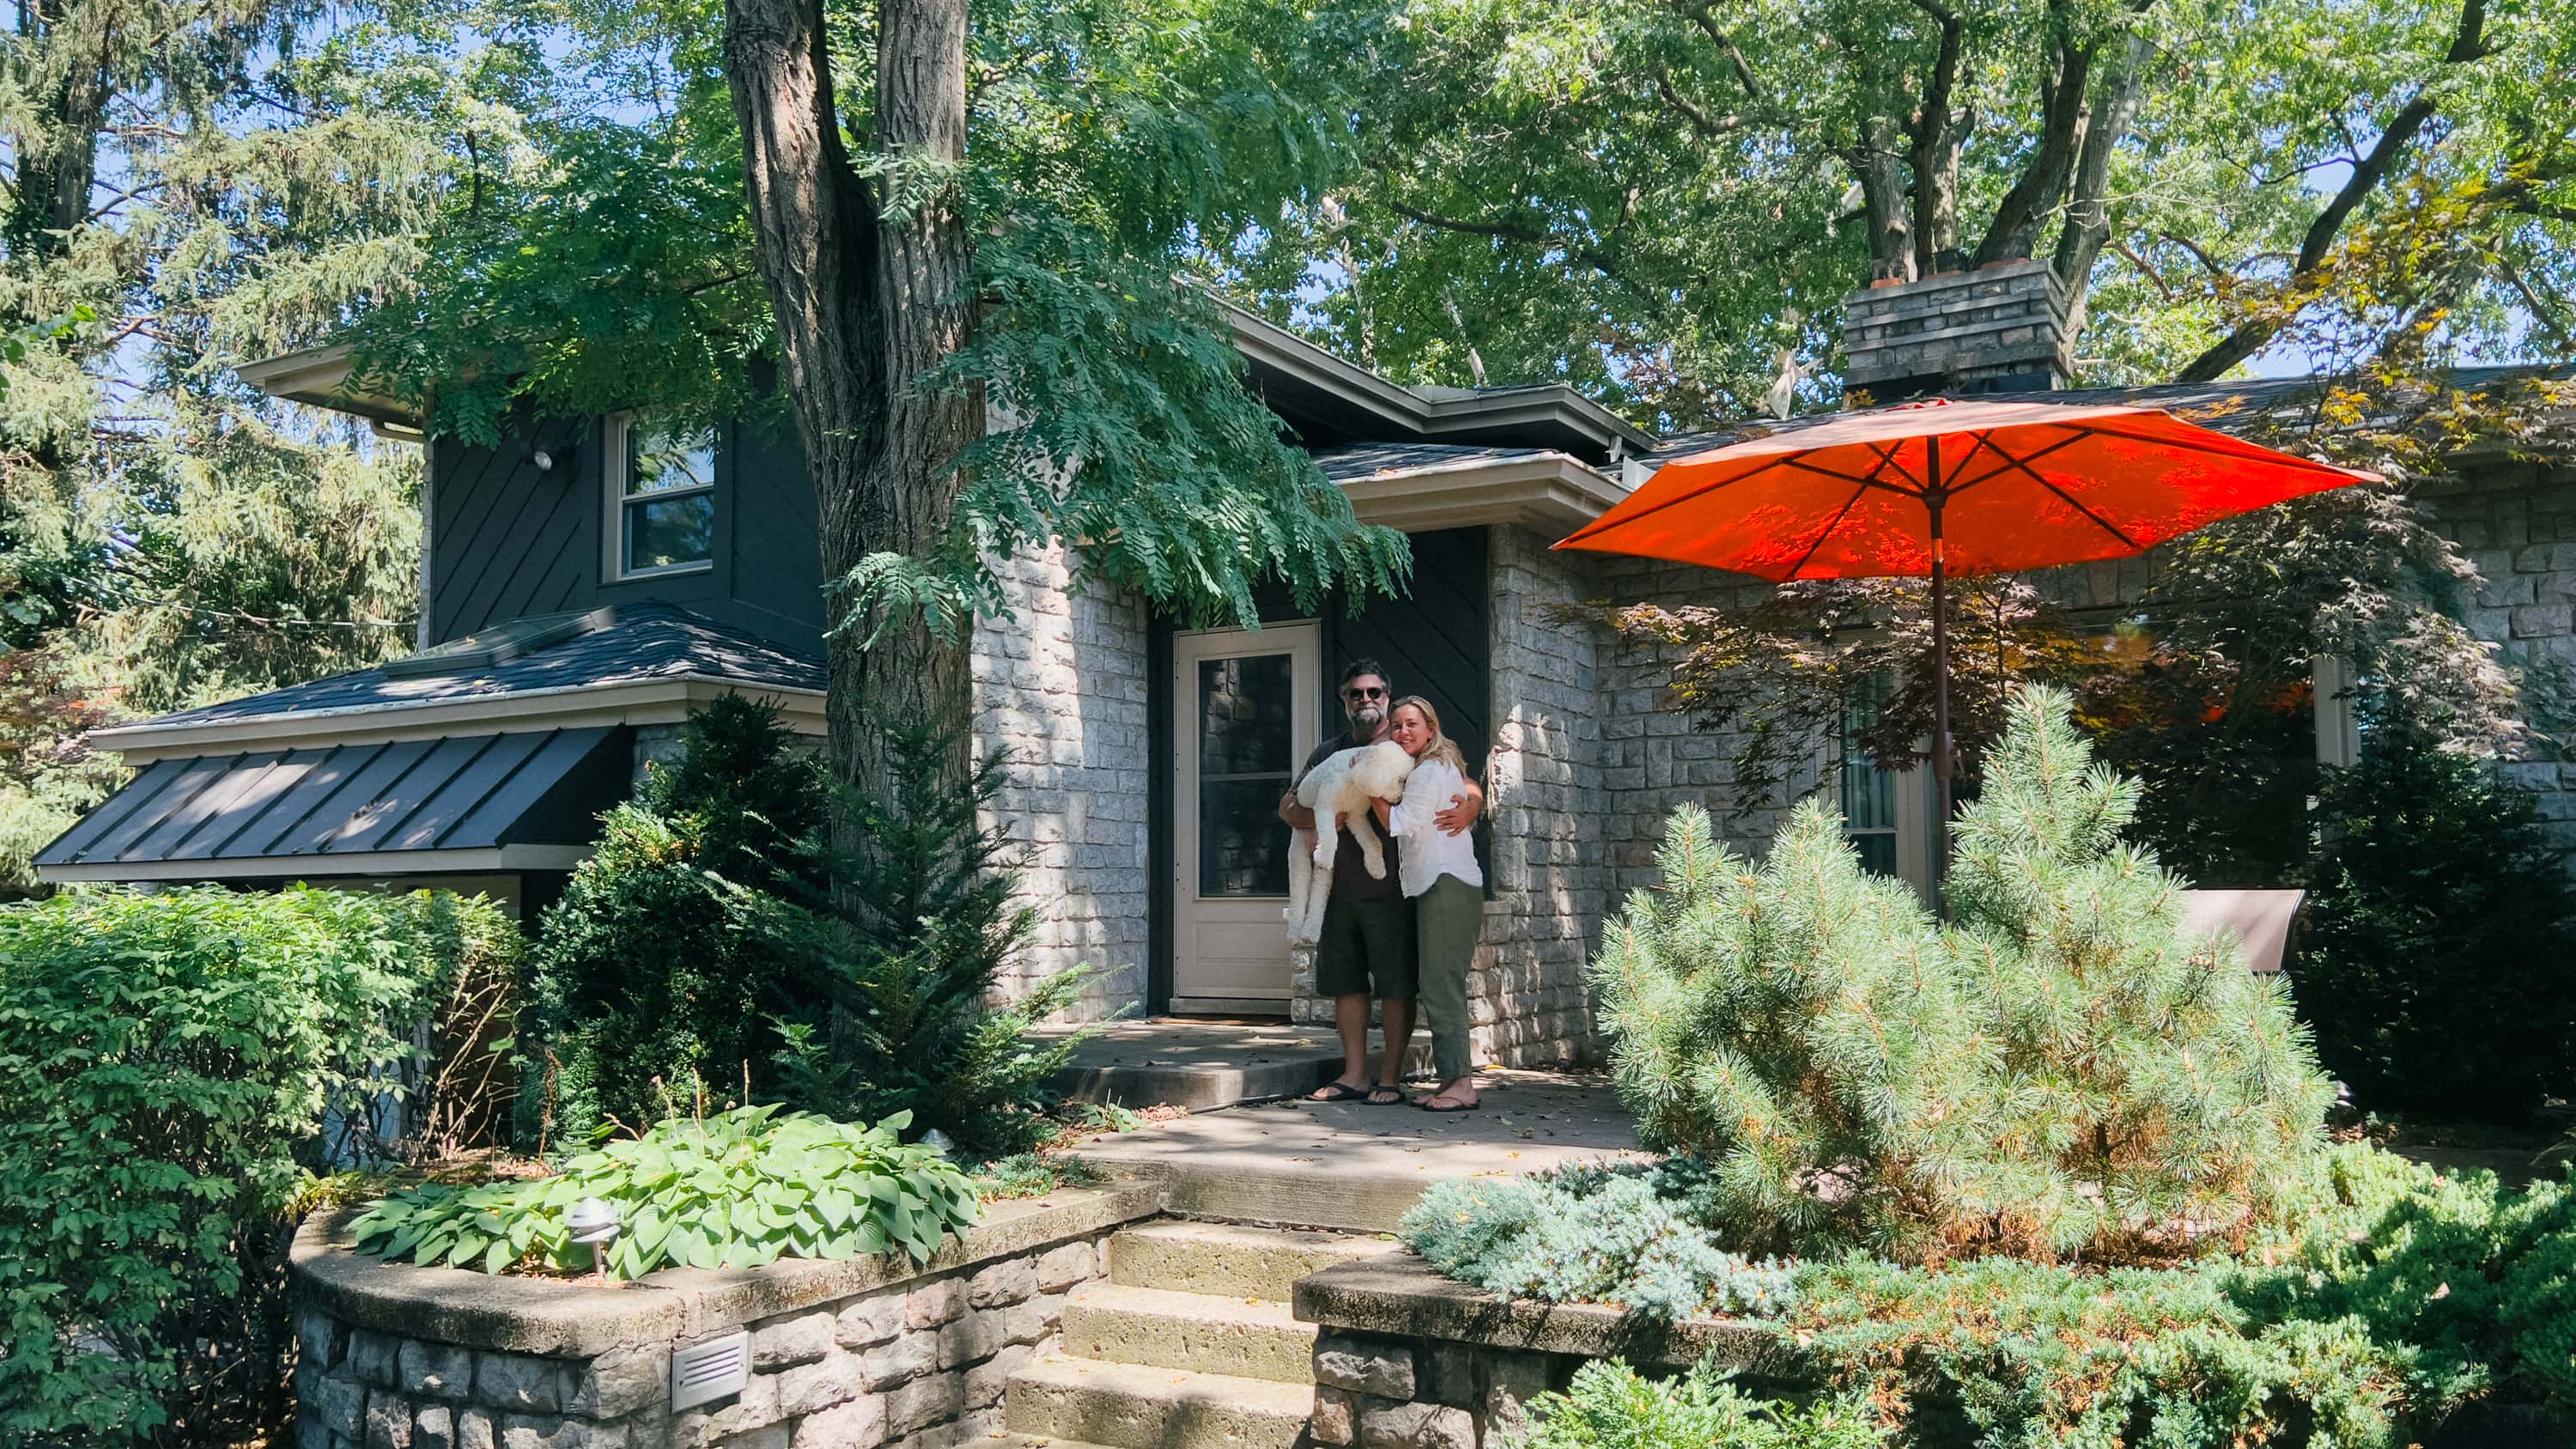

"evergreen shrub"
[2290, 742, 2576, 1121]
[1514, 1358, 1886, 1449]
[1401, 1161, 1795, 1319]
[0, 886, 517, 1446]
[524, 698, 1090, 1156]
[522, 695, 829, 1142]
[353, 1105, 977, 1278]
[1593, 685, 2332, 1264]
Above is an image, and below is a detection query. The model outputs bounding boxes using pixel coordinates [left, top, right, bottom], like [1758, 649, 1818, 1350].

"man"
[1279, 660, 1482, 1105]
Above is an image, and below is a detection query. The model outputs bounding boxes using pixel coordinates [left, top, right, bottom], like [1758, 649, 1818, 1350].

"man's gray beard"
[1350, 703, 1386, 734]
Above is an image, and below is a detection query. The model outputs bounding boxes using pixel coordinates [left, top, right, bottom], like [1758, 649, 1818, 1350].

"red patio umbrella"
[1555, 396, 2377, 878]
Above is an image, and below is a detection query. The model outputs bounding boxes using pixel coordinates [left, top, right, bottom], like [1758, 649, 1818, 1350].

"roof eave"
[1337, 452, 1630, 533]
[235, 344, 424, 429]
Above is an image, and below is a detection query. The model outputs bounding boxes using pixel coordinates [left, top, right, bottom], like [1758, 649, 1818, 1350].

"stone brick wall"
[970, 543, 1153, 1020]
[1475, 527, 1610, 1067]
[1589, 555, 1807, 900]
[289, 1187, 1154, 1449]
[2421, 458, 2576, 863]
[1309, 1328, 1559, 1449]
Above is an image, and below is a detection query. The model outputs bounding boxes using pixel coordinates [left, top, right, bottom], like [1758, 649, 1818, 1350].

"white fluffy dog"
[1286, 740, 1417, 945]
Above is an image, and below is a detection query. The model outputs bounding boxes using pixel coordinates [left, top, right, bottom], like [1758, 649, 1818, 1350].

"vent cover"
[669, 1330, 750, 1412]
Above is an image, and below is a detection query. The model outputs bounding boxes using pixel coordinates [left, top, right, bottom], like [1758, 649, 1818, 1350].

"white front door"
[1171, 623, 1321, 1014]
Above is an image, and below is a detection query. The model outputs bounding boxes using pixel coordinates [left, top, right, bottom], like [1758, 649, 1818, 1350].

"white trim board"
[36, 845, 592, 884]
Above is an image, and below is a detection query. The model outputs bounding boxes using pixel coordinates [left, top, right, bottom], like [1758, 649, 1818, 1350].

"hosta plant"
[352, 1106, 977, 1280]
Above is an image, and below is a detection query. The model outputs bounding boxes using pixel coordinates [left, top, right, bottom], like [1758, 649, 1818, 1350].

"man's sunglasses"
[1342, 685, 1388, 700]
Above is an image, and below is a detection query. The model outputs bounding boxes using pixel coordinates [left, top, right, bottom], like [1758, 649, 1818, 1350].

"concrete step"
[1060, 1282, 1316, 1385]
[1005, 1355, 1313, 1449]
[1109, 1221, 1400, 1301]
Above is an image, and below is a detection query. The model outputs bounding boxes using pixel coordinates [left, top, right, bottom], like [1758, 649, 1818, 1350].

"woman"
[1371, 696, 1484, 1111]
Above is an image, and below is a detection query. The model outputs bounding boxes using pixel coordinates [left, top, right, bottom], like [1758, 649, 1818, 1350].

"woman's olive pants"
[1414, 873, 1481, 1082]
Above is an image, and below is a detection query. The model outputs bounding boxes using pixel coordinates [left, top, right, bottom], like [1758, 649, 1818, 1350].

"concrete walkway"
[1038, 1019, 1432, 1111]
[1062, 1070, 1645, 1233]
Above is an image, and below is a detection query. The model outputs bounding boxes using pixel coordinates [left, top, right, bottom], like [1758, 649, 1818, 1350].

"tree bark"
[2050, 33, 2150, 337]
[1906, 0, 1966, 273]
[721, 0, 978, 843]
[1848, 119, 1915, 283]
[1976, 22, 2091, 267]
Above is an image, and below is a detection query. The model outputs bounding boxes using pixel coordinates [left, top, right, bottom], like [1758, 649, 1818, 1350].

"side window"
[605, 417, 717, 579]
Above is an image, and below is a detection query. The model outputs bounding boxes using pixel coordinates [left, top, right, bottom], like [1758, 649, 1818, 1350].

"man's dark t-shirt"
[1299, 732, 1402, 904]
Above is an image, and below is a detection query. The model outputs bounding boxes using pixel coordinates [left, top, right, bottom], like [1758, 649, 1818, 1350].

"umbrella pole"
[1929, 498, 1953, 906]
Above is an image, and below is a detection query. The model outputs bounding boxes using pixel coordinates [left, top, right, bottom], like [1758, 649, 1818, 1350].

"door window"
[1195, 655, 1294, 896]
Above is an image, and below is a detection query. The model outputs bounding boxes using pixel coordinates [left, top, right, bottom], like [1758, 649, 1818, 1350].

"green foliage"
[526, 700, 1093, 1158]
[969, 1152, 1101, 1202]
[1513, 1359, 1887, 1449]
[1595, 686, 2331, 1265]
[0, 886, 515, 1446]
[353, 1105, 978, 1278]
[2289, 743, 2576, 1121]
[775, 709, 1096, 1157]
[1401, 1162, 1796, 1320]
[523, 699, 829, 1142]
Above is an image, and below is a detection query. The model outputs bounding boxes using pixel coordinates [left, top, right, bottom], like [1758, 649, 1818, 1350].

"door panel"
[1172, 624, 1318, 1013]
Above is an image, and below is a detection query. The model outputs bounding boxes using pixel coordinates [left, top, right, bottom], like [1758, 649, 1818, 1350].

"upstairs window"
[607, 417, 717, 579]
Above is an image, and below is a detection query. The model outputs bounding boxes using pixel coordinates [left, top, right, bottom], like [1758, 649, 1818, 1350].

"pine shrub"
[524, 700, 1093, 1156]
[1514, 1358, 1886, 1449]
[1593, 685, 2333, 1265]
[2289, 742, 2576, 1121]
[775, 709, 1091, 1157]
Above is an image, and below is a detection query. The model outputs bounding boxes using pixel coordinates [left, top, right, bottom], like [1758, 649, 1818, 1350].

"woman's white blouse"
[1388, 758, 1485, 898]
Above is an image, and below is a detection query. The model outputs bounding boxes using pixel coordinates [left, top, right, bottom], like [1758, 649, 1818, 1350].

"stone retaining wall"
[1294, 1253, 1801, 1449]
[289, 1182, 1159, 1449]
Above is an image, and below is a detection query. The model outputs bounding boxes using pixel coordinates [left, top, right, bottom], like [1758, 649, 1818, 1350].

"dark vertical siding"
[1322, 527, 1492, 780]
[428, 411, 824, 651]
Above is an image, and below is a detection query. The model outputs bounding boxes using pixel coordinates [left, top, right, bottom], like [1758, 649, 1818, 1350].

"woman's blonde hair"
[1389, 695, 1470, 776]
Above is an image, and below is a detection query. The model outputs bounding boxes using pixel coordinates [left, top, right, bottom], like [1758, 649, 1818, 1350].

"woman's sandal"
[1417, 1096, 1479, 1113]
[1364, 1084, 1408, 1106]
[1307, 1081, 1371, 1103]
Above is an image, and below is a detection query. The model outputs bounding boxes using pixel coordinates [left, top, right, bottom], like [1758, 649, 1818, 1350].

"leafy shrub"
[0, 886, 516, 1446]
[522, 696, 829, 1142]
[2290, 742, 2576, 1121]
[331, 892, 525, 1161]
[354, 1105, 977, 1278]
[1514, 1358, 1886, 1449]
[1401, 1161, 1795, 1320]
[1593, 686, 2331, 1265]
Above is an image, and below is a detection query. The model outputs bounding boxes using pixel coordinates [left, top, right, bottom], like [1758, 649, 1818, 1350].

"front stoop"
[1002, 1221, 1401, 1449]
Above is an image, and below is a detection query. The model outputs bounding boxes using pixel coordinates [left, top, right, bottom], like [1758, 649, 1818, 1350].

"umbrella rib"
[1942, 429, 2089, 496]
[1982, 439, 2143, 551]
[1783, 481, 1874, 581]
[2057, 423, 2364, 476]
[1561, 454, 1801, 541]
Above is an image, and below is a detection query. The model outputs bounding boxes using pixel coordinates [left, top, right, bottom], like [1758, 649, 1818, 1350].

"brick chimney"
[1840, 258, 2073, 401]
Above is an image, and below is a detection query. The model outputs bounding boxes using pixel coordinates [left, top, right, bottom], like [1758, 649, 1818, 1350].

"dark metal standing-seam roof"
[35, 726, 630, 874]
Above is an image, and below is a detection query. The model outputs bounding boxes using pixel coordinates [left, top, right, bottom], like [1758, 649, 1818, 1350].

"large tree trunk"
[2050, 33, 2149, 338]
[861, 0, 982, 754]
[721, 0, 979, 854]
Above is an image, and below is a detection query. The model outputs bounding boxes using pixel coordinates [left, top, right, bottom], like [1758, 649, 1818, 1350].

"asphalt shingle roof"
[136, 600, 823, 729]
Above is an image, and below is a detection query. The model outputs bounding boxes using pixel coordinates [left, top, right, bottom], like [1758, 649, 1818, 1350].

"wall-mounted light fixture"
[531, 442, 576, 473]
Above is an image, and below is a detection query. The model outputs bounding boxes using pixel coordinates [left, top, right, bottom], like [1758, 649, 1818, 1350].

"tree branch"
[2176, 0, 2490, 381]
[1652, 66, 1745, 140]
